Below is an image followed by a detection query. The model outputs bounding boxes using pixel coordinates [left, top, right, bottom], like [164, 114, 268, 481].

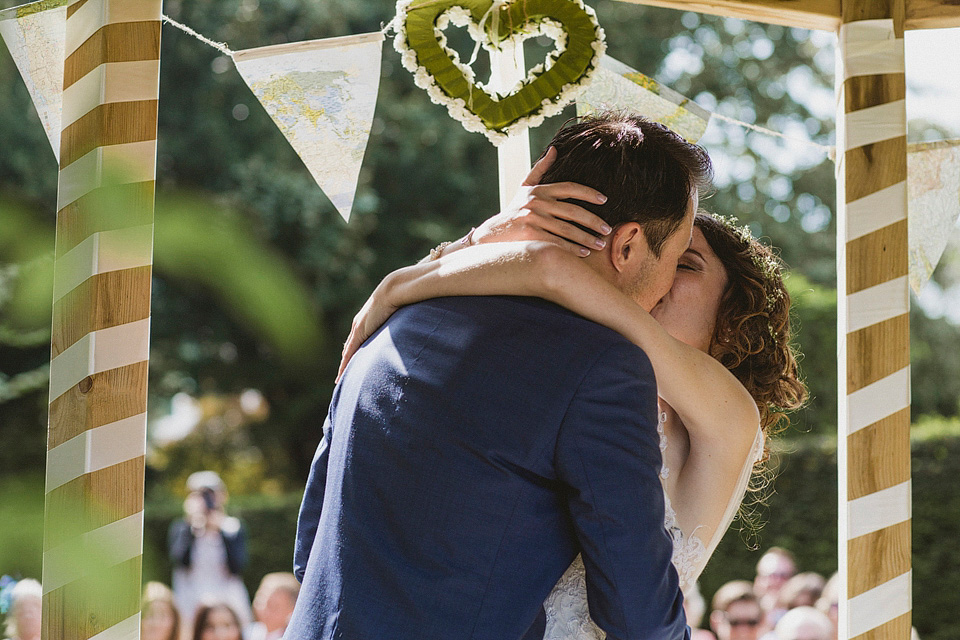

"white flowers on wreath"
[392, 0, 606, 146]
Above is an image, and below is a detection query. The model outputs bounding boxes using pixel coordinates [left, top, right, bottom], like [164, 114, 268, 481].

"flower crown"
[711, 214, 782, 282]
[710, 213, 786, 337]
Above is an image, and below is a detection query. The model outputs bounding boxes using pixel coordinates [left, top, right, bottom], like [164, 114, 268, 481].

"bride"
[338, 147, 807, 639]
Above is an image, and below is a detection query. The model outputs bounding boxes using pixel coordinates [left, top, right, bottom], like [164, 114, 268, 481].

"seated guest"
[685, 582, 717, 640]
[710, 580, 763, 640]
[754, 547, 798, 629]
[246, 573, 300, 640]
[776, 572, 826, 611]
[192, 603, 243, 640]
[142, 582, 181, 640]
[814, 573, 838, 640]
[773, 606, 832, 640]
[1, 579, 41, 640]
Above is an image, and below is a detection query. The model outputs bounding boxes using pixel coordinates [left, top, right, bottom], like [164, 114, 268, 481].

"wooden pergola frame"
[40, 0, 957, 638]
[624, 0, 960, 31]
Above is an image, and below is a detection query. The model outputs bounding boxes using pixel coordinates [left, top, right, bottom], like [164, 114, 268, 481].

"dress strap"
[657, 410, 669, 480]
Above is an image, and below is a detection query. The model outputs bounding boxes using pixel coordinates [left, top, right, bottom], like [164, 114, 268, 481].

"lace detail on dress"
[541, 557, 605, 640]
[657, 410, 707, 591]
[662, 491, 707, 592]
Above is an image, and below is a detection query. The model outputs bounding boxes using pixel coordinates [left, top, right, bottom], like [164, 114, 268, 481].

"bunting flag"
[907, 139, 960, 294]
[234, 33, 384, 222]
[576, 55, 710, 143]
[0, 0, 67, 160]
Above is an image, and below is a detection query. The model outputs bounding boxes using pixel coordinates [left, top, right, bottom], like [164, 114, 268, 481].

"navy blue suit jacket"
[286, 296, 687, 640]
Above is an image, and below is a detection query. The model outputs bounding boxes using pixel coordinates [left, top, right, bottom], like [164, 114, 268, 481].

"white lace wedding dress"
[541, 411, 764, 640]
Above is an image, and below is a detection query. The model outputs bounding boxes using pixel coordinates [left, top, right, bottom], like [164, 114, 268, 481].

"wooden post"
[42, 0, 162, 637]
[490, 42, 532, 210]
[835, 1, 911, 638]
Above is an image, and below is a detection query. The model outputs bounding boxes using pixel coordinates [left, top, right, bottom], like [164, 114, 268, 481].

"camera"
[200, 487, 217, 511]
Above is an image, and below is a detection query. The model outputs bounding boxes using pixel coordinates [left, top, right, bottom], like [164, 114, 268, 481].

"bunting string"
[158, 13, 960, 162]
[159, 12, 843, 158]
[161, 14, 234, 57]
[710, 111, 838, 160]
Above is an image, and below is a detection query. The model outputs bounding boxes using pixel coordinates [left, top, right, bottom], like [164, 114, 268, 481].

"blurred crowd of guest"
[141, 572, 298, 640]
[0, 471, 299, 640]
[145, 471, 300, 640]
[685, 546, 920, 640]
[0, 478, 921, 640]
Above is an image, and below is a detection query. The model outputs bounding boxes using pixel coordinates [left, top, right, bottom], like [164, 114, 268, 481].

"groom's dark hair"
[538, 112, 713, 257]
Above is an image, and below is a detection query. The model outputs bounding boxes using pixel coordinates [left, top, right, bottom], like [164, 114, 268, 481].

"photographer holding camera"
[169, 471, 253, 632]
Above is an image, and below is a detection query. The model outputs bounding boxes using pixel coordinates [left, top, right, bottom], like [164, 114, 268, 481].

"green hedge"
[908, 424, 960, 640]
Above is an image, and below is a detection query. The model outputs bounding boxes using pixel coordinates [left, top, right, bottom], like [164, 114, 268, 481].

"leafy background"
[1, 0, 959, 637]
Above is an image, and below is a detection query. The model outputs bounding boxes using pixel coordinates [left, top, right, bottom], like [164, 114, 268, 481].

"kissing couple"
[286, 112, 806, 640]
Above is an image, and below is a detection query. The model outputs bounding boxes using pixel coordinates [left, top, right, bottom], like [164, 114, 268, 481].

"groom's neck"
[581, 248, 622, 288]
[580, 245, 654, 311]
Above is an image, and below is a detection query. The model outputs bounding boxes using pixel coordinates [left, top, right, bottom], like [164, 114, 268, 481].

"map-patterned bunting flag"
[234, 32, 384, 222]
[576, 55, 710, 144]
[907, 139, 960, 294]
[0, 0, 66, 160]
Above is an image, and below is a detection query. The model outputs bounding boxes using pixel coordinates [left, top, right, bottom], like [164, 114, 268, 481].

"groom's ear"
[608, 222, 646, 273]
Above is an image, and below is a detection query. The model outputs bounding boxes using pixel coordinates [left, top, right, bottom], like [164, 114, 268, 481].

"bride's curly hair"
[695, 212, 808, 543]
[695, 212, 807, 439]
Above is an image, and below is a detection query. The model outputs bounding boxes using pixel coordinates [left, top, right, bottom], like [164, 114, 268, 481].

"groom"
[286, 113, 712, 640]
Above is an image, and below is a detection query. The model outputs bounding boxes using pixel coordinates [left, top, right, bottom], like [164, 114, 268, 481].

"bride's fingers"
[337, 330, 360, 382]
[336, 350, 351, 383]
[494, 207, 597, 255]
[525, 198, 612, 239]
[539, 215, 607, 251]
[522, 146, 557, 186]
[525, 226, 592, 257]
[341, 321, 358, 357]
[550, 234, 593, 257]
[530, 181, 608, 207]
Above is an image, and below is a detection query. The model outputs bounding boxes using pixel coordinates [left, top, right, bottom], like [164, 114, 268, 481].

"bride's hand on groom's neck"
[465, 147, 614, 259]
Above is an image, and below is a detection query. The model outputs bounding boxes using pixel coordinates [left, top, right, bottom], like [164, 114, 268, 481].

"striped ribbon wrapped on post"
[42, 0, 161, 637]
[835, 1, 912, 638]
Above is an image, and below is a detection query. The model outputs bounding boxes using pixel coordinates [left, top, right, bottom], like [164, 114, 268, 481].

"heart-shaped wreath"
[394, 0, 606, 145]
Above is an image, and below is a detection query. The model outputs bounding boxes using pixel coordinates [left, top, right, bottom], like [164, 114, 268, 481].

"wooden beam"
[616, 0, 841, 30]
[905, 0, 960, 29]
[617, 0, 960, 31]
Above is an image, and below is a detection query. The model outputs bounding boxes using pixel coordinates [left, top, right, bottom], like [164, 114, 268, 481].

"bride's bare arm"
[339, 242, 758, 452]
[338, 241, 558, 379]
